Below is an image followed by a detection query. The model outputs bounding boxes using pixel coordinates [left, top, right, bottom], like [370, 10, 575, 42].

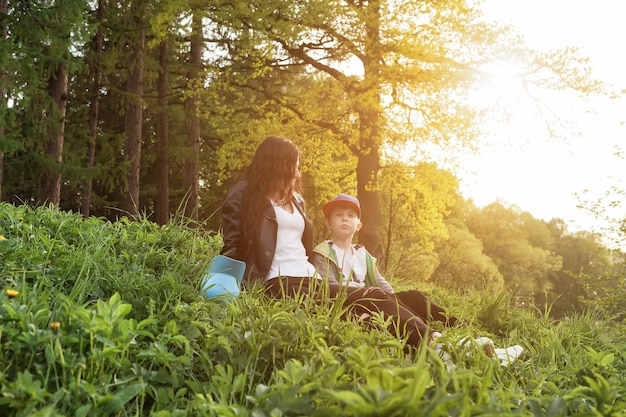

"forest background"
[1, 0, 625, 319]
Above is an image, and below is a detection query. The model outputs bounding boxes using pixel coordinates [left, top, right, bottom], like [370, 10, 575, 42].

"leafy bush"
[1, 203, 625, 416]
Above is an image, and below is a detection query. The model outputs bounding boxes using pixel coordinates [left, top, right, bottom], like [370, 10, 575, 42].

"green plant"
[2, 203, 626, 416]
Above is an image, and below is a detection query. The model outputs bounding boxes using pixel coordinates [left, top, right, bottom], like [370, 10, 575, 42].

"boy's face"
[325, 206, 362, 239]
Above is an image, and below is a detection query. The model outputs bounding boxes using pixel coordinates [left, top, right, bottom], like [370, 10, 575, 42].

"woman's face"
[282, 158, 300, 194]
[292, 159, 301, 183]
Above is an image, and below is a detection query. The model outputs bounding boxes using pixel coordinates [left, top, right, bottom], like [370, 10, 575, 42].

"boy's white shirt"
[331, 241, 368, 288]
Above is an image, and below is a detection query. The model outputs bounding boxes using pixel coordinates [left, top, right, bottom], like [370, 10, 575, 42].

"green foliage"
[2, 203, 626, 416]
[466, 202, 562, 297]
[0, 203, 221, 318]
[1, 0, 90, 201]
[199, 0, 602, 255]
[545, 228, 613, 318]
[3, 0, 616, 283]
[378, 162, 459, 280]
[431, 218, 504, 291]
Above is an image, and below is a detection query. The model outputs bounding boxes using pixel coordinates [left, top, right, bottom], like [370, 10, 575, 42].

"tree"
[207, 0, 600, 258]
[37, 58, 68, 205]
[80, 0, 104, 218]
[466, 202, 561, 298]
[120, 0, 146, 216]
[574, 150, 626, 318]
[3, 0, 213, 220]
[0, 0, 606, 259]
[602, 250, 626, 320]
[546, 225, 612, 317]
[431, 218, 504, 291]
[154, 37, 170, 225]
[1, 0, 87, 206]
[0, 0, 7, 199]
[181, 10, 202, 223]
[378, 161, 458, 278]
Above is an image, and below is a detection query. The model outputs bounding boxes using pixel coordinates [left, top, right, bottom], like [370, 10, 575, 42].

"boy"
[312, 193, 459, 329]
[312, 194, 525, 366]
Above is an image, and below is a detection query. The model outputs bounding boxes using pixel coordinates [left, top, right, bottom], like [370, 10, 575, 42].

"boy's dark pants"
[394, 290, 459, 327]
[264, 277, 433, 347]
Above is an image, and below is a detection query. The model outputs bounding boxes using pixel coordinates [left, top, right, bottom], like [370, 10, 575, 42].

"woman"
[220, 135, 317, 294]
[220, 136, 436, 347]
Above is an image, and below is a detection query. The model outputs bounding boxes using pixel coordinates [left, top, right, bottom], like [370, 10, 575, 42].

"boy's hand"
[429, 331, 443, 344]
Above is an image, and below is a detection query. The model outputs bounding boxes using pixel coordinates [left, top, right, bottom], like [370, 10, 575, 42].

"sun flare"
[469, 60, 527, 108]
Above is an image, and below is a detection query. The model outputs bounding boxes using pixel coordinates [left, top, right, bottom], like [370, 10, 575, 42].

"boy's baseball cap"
[322, 194, 361, 218]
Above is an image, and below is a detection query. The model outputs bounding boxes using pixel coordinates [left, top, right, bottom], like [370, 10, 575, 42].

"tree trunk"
[81, 0, 104, 218]
[0, 150, 3, 201]
[182, 12, 202, 224]
[0, 0, 8, 200]
[357, 144, 382, 258]
[38, 64, 68, 206]
[120, 6, 145, 217]
[154, 39, 170, 225]
[357, 0, 383, 259]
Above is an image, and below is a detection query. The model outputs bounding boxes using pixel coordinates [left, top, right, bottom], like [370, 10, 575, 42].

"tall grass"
[1, 203, 625, 416]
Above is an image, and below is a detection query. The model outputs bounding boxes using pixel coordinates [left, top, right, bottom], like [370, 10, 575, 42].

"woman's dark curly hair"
[241, 136, 302, 242]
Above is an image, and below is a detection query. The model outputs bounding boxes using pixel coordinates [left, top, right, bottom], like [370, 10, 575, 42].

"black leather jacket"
[220, 180, 313, 285]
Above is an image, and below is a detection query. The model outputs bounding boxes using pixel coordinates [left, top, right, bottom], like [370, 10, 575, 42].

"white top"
[266, 201, 318, 280]
[332, 243, 368, 288]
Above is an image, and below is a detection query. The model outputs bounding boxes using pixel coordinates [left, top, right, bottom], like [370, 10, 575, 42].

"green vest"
[314, 241, 378, 287]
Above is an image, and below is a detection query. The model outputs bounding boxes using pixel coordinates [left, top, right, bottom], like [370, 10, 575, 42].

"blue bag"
[200, 255, 246, 302]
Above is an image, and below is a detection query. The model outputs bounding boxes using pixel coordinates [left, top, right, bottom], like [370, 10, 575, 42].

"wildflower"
[0, 235, 5, 241]
[46, 259, 52, 265]
[50, 322, 61, 334]
[18, 217, 24, 222]
[6, 289, 19, 298]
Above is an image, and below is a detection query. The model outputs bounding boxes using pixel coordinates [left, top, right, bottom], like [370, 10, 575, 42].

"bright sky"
[457, 0, 626, 239]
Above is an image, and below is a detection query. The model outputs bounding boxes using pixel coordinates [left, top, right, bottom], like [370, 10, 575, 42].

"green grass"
[1, 203, 625, 416]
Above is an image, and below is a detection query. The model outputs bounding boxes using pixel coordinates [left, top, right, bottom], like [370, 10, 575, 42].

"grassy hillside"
[1, 203, 625, 416]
